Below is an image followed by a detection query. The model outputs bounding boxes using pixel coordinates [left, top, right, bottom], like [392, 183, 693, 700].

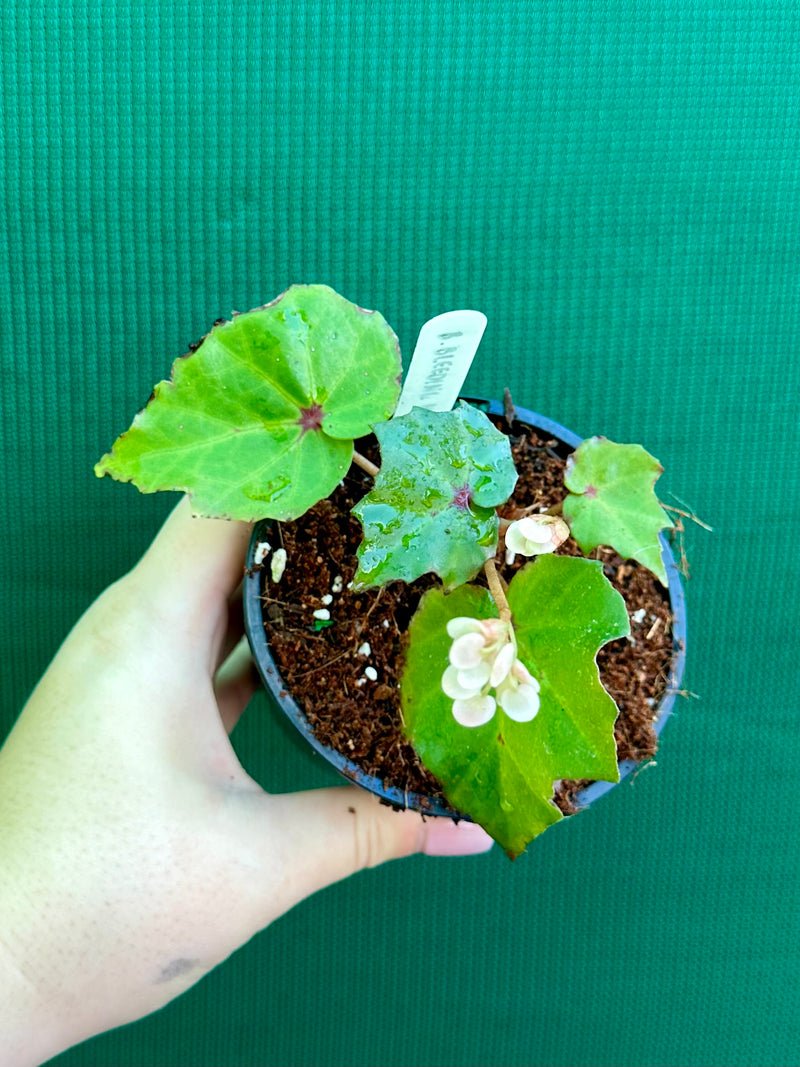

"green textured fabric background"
[2, 2, 798, 1065]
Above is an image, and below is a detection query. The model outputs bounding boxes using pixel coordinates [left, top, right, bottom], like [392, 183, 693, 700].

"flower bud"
[505, 515, 569, 557]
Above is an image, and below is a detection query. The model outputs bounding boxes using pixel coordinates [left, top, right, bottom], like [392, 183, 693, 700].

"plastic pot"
[243, 398, 687, 819]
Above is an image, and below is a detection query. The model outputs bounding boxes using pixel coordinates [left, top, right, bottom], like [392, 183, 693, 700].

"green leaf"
[94, 284, 402, 520]
[562, 437, 674, 585]
[401, 554, 630, 857]
[352, 403, 517, 589]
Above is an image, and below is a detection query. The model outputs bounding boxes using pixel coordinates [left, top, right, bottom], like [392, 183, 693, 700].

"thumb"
[265, 786, 493, 903]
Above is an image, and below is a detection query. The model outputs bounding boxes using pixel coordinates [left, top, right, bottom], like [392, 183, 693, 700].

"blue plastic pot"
[243, 399, 687, 819]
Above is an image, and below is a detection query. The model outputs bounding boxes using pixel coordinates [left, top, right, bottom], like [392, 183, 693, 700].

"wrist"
[0, 934, 71, 1067]
[0, 834, 83, 1065]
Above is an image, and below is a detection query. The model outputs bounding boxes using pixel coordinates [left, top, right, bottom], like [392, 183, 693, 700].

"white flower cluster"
[442, 617, 540, 728]
[504, 514, 569, 564]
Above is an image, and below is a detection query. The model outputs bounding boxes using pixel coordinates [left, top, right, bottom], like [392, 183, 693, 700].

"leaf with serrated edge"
[95, 284, 402, 520]
[563, 437, 673, 585]
[352, 403, 517, 589]
[402, 554, 629, 856]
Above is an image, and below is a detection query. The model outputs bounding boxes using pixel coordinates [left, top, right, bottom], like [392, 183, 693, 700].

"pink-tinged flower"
[448, 630, 487, 669]
[441, 616, 541, 729]
[452, 694, 497, 728]
[504, 515, 569, 561]
[496, 661, 540, 722]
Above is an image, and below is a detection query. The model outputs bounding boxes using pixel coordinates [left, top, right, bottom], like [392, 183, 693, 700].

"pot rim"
[243, 398, 687, 818]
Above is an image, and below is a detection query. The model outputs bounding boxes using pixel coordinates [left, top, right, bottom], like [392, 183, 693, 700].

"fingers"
[214, 637, 259, 733]
[132, 497, 252, 628]
[262, 787, 493, 908]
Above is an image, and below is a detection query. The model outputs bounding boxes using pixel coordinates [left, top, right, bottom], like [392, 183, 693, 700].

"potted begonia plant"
[96, 284, 686, 857]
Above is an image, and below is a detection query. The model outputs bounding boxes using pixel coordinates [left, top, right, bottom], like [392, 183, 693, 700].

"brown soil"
[255, 411, 676, 818]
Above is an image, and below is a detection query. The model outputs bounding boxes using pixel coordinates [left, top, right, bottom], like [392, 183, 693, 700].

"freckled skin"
[155, 958, 199, 984]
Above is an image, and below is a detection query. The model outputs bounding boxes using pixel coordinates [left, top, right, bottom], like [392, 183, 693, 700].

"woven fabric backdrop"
[2, 2, 798, 1065]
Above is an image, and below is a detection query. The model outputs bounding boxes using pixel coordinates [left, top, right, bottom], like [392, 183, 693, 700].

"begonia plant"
[96, 284, 674, 856]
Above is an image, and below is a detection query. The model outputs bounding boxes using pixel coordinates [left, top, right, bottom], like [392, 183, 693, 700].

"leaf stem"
[484, 558, 512, 623]
[352, 449, 379, 478]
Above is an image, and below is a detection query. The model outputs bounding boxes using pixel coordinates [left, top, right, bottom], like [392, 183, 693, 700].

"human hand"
[0, 499, 492, 1066]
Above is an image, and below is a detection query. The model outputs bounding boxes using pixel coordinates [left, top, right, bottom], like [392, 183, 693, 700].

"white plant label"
[393, 309, 487, 417]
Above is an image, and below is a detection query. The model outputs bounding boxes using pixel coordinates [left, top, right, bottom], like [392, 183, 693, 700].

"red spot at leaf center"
[452, 484, 472, 510]
[585, 484, 597, 498]
[298, 403, 325, 434]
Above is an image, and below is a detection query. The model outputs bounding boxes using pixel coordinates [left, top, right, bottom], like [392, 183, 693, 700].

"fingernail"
[422, 819, 494, 857]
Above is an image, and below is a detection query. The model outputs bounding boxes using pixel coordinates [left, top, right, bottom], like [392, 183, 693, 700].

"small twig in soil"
[503, 387, 516, 429]
[284, 627, 335, 640]
[661, 494, 711, 580]
[645, 616, 662, 641]
[663, 495, 713, 531]
[257, 594, 303, 612]
[352, 449, 379, 478]
[631, 759, 658, 784]
[668, 518, 690, 578]
[382, 738, 401, 765]
[292, 648, 353, 680]
[362, 586, 384, 623]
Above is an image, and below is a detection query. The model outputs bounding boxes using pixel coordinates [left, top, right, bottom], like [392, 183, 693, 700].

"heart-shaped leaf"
[95, 284, 402, 520]
[352, 403, 517, 589]
[401, 554, 629, 856]
[563, 437, 673, 585]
